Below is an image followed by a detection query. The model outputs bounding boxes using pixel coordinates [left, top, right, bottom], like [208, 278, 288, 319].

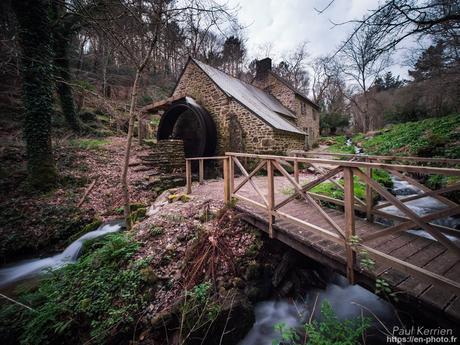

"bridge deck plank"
[189, 177, 460, 321]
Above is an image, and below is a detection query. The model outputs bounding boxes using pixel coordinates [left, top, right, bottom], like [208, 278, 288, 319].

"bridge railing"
[218, 152, 460, 293]
[184, 156, 228, 194]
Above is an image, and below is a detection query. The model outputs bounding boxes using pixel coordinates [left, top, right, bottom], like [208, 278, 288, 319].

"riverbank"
[320, 114, 460, 159]
[0, 134, 152, 263]
[0, 190, 332, 344]
[2, 183, 459, 344]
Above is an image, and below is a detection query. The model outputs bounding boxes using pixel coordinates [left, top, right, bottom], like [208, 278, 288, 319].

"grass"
[322, 135, 355, 154]
[320, 115, 460, 159]
[68, 138, 109, 150]
[310, 176, 366, 201]
[281, 168, 392, 204]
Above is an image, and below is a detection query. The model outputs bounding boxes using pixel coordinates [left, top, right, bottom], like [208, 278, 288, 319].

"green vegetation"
[68, 138, 109, 150]
[322, 115, 460, 159]
[272, 300, 371, 345]
[149, 225, 164, 237]
[320, 113, 349, 136]
[179, 282, 221, 341]
[310, 176, 365, 201]
[356, 114, 460, 158]
[322, 135, 355, 154]
[0, 233, 149, 345]
[281, 169, 392, 204]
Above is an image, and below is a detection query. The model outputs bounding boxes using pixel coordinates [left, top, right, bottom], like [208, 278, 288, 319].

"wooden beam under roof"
[140, 95, 184, 113]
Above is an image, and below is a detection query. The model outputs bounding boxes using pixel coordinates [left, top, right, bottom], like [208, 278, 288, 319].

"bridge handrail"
[225, 152, 460, 176]
[289, 150, 460, 165]
[184, 152, 460, 294]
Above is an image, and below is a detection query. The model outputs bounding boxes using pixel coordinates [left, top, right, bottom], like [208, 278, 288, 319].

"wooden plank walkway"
[188, 175, 460, 323]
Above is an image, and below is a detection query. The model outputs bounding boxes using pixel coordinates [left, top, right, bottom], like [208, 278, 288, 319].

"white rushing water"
[0, 222, 122, 288]
[239, 173, 459, 345]
[239, 275, 394, 345]
[378, 176, 460, 242]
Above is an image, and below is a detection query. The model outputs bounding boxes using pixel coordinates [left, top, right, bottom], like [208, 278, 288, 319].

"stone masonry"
[172, 60, 309, 155]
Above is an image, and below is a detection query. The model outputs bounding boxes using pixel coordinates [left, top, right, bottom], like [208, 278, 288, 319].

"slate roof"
[191, 58, 305, 135]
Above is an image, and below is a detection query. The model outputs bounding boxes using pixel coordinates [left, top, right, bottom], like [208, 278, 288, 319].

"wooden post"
[199, 159, 204, 185]
[267, 159, 275, 238]
[186, 159, 192, 194]
[223, 156, 231, 204]
[294, 159, 299, 184]
[229, 156, 234, 194]
[343, 167, 356, 284]
[365, 157, 374, 222]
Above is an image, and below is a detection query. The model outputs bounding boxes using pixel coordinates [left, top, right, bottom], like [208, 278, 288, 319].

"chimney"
[255, 57, 272, 80]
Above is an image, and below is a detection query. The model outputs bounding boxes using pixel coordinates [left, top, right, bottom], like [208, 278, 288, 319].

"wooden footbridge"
[184, 152, 460, 322]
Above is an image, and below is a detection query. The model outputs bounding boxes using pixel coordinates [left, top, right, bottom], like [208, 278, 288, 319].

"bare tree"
[339, 24, 391, 132]
[321, 1, 459, 55]
[311, 56, 342, 105]
[274, 41, 310, 93]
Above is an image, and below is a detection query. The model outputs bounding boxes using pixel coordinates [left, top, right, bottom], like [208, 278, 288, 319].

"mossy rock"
[129, 207, 146, 224]
[67, 219, 103, 244]
[167, 193, 191, 203]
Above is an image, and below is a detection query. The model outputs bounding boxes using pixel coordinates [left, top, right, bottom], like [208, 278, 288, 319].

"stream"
[0, 221, 123, 289]
[1, 145, 459, 344]
[239, 140, 460, 344]
[239, 274, 396, 345]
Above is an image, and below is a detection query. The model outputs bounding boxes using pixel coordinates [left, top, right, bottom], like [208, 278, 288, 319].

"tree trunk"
[51, 0, 80, 132]
[121, 70, 141, 229]
[12, 0, 57, 189]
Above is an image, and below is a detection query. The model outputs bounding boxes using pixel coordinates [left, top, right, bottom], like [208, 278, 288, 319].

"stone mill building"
[145, 57, 320, 159]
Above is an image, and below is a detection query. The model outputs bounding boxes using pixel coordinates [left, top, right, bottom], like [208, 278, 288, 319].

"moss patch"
[68, 138, 109, 150]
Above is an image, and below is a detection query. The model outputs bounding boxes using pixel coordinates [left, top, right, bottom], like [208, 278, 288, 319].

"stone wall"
[252, 71, 320, 147]
[293, 96, 320, 147]
[141, 139, 185, 173]
[173, 60, 305, 155]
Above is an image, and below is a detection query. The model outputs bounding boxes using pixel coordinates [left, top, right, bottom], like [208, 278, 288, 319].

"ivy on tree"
[12, 0, 57, 189]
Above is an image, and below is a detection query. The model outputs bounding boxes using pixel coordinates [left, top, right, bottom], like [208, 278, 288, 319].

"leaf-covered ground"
[0, 135, 152, 262]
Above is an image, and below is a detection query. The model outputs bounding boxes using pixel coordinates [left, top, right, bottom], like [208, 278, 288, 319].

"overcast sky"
[228, 0, 413, 78]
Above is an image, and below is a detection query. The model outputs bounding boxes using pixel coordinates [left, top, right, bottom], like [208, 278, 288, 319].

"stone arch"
[157, 98, 217, 158]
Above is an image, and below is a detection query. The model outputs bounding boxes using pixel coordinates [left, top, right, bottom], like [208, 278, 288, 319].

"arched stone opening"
[157, 98, 217, 158]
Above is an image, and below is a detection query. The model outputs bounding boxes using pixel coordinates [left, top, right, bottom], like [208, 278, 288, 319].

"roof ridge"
[268, 71, 319, 109]
[190, 58, 305, 135]
[191, 57, 266, 92]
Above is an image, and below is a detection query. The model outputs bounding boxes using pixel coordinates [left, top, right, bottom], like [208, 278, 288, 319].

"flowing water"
[0, 221, 123, 289]
[240, 147, 460, 344]
[239, 275, 396, 345]
[378, 176, 460, 242]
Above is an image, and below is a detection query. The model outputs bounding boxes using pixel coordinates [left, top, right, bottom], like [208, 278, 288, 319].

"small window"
[301, 102, 306, 115]
[313, 110, 317, 121]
